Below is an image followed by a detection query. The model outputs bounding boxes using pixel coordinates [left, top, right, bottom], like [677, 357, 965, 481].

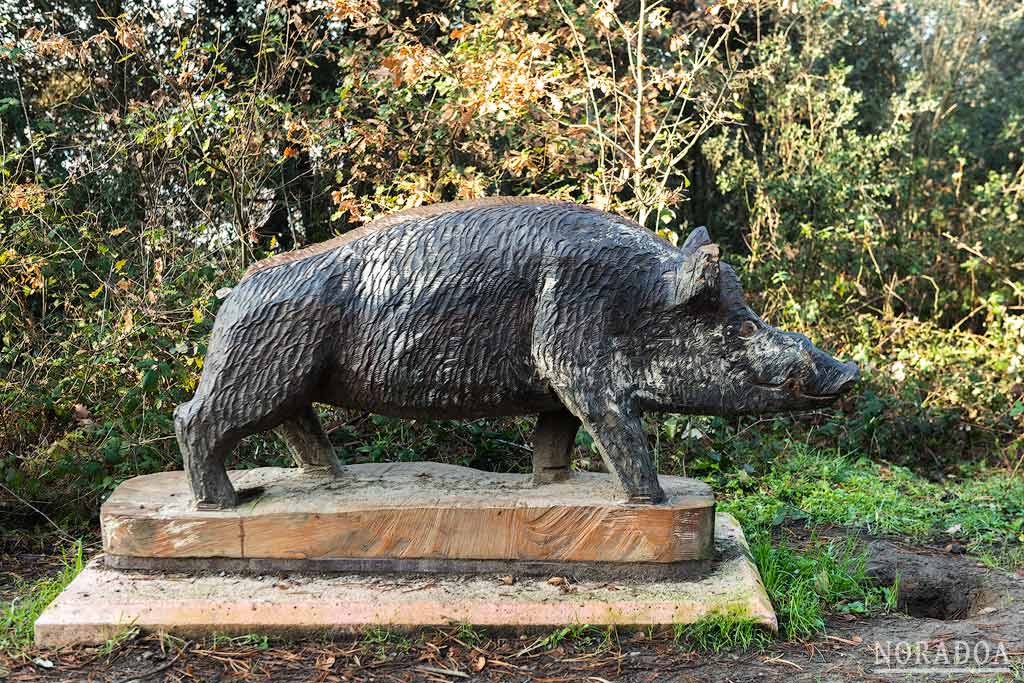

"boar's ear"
[668, 243, 721, 308]
[680, 226, 712, 256]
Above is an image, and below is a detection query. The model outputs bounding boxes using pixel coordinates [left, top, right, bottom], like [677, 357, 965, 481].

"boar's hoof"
[190, 473, 239, 510]
[531, 410, 580, 486]
[276, 408, 345, 476]
[626, 492, 666, 505]
[195, 497, 238, 511]
[533, 466, 570, 485]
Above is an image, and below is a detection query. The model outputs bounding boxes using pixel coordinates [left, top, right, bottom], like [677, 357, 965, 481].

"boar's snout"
[825, 360, 860, 396]
[808, 347, 860, 398]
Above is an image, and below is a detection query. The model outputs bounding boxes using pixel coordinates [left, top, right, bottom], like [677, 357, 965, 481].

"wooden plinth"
[37, 513, 775, 647]
[101, 463, 715, 570]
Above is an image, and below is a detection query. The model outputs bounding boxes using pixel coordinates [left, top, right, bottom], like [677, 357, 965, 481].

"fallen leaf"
[73, 403, 92, 423]
[471, 655, 485, 672]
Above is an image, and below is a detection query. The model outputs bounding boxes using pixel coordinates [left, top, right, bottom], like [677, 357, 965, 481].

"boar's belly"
[321, 340, 561, 418]
[323, 284, 557, 419]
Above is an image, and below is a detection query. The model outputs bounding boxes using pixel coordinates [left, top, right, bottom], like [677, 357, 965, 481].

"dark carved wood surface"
[175, 198, 859, 507]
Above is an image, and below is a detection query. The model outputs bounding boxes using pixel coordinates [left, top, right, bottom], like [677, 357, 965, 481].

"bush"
[1, 0, 1021, 522]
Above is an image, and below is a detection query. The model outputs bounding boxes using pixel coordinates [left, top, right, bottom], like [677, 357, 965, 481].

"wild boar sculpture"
[175, 197, 859, 509]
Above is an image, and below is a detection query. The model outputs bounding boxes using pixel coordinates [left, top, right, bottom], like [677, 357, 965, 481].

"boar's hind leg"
[174, 398, 239, 510]
[532, 409, 580, 484]
[175, 360, 321, 509]
[556, 392, 665, 504]
[275, 406, 344, 476]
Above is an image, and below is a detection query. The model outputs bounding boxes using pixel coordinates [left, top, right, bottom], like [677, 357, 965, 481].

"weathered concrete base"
[35, 513, 775, 647]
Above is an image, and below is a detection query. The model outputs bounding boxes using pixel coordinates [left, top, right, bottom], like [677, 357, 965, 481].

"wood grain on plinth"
[102, 463, 714, 564]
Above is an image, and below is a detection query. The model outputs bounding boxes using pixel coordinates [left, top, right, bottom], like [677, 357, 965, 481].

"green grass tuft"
[716, 444, 1024, 567]
[452, 622, 484, 646]
[672, 612, 772, 653]
[749, 536, 899, 640]
[1, 540, 84, 654]
[209, 632, 270, 650]
[98, 626, 141, 655]
[360, 627, 413, 659]
[531, 624, 615, 653]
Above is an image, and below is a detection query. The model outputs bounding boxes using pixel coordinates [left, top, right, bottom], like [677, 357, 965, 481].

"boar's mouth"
[752, 380, 846, 402]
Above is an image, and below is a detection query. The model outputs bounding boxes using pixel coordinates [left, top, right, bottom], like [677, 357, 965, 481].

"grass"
[209, 633, 271, 650]
[533, 624, 615, 652]
[359, 627, 413, 659]
[751, 537, 899, 640]
[670, 532, 903, 649]
[673, 612, 772, 653]
[98, 626, 141, 656]
[700, 440, 1023, 641]
[452, 622, 484, 647]
[0, 540, 85, 654]
[714, 443, 1024, 561]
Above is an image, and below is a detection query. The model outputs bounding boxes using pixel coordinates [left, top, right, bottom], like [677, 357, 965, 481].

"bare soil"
[2, 528, 1023, 682]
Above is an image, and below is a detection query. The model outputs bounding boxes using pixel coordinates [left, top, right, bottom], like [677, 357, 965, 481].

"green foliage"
[707, 0, 1024, 330]
[1, 0, 1021, 527]
[0, 540, 84, 653]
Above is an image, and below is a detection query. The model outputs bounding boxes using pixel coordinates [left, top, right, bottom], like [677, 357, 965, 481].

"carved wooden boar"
[176, 198, 858, 508]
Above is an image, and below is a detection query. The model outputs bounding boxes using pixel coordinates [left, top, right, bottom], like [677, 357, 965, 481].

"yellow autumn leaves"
[5, 184, 46, 213]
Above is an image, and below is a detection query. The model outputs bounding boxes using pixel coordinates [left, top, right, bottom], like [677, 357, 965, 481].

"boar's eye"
[739, 320, 758, 338]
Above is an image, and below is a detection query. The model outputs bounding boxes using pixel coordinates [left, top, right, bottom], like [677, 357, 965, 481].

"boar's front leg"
[533, 261, 665, 504]
[554, 388, 665, 504]
[275, 405, 344, 475]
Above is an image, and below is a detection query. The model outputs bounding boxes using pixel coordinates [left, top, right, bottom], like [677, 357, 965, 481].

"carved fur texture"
[175, 198, 859, 508]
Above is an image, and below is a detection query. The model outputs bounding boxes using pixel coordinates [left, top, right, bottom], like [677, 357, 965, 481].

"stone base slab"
[35, 513, 775, 647]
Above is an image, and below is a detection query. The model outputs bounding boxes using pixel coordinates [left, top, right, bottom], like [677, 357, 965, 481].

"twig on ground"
[111, 652, 181, 683]
[415, 664, 470, 678]
[762, 655, 802, 669]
